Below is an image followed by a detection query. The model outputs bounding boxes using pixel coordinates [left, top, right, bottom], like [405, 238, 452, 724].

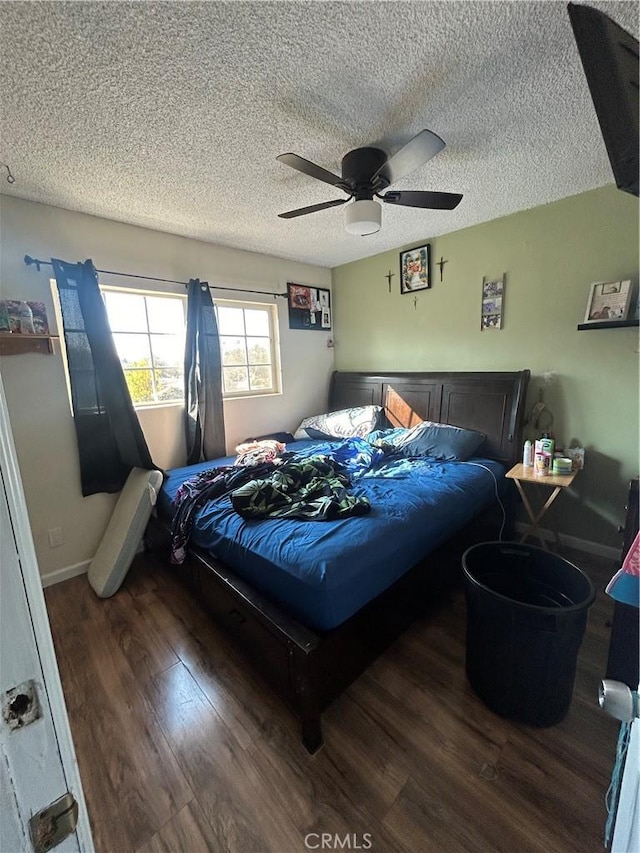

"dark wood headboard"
[329, 370, 531, 469]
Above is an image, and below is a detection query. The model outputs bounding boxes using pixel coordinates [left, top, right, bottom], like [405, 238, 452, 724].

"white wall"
[0, 195, 333, 579]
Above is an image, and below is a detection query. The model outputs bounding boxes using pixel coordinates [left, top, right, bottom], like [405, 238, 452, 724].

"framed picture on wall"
[399, 244, 431, 294]
[0, 300, 50, 334]
[481, 274, 505, 330]
[287, 283, 331, 331]
[583, 280, 632, 322]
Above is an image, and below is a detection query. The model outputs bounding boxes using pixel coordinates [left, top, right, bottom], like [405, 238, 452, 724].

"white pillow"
[293, 405, 382, 440]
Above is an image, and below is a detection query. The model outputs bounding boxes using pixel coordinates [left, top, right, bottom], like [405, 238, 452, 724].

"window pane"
[104, 292, 147, 333]
[249, 365, 273, 391]
[217, 306, 245, 335]
[150, 334, 184, 368]
[98, 292, 279, 402]
[146, 296, 184, 333]
[221, 336, 247, 366]
[98, 288, 190, 408]
[223, 366, 249, 393]
[154, 368, 183, 402]
[247, 337, 271, 365]
[112, 333, 151, 366]
[244, 309, 269, 336]
[124, 369, 155, 404]
[213, 300, 280, 397]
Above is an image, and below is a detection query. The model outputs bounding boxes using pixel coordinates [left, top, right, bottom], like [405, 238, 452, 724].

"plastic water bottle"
[18, 302, 35, 334]
[523, 439, 533, 467]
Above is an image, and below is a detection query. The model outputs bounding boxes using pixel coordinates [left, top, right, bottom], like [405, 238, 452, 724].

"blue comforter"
[158, 438, 506, 630]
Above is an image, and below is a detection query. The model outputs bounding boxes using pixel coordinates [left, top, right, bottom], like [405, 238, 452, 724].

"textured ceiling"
[1, 1, 637, 268]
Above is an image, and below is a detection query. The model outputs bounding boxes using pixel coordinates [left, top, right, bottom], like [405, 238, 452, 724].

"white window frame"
[215, 298, 282, 399]
[51, 283, 282, 411]
[100, 286, 187, 409]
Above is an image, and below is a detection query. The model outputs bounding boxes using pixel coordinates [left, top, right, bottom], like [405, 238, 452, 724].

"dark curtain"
[184, 279, 226, 463]
[52, 258, 156, 496]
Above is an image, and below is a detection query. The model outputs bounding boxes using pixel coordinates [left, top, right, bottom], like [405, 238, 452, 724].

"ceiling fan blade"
[372, 129, 446, 186]
[277, 153, 345, 188]
[278, 198, 348, 219]
[382, 190, 463, 210]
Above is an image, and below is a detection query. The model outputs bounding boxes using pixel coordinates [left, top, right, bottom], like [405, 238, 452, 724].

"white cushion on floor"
[88, 467, 164, 598]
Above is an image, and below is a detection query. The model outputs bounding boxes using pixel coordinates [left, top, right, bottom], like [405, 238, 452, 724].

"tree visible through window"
[102, 289, 186, 405]
[100, 290, 279, 405]
[217, 301, 279, 396]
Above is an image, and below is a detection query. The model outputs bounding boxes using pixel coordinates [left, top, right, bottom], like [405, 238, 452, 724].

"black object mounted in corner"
[567, 3, 639, 197]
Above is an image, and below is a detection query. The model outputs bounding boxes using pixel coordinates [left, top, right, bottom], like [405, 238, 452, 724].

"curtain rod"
[23, 255, 287, 298]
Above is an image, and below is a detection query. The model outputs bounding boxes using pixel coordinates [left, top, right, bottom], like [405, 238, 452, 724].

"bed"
[145, 369, 530, 751]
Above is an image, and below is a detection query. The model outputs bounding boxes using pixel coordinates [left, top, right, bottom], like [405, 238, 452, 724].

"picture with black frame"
[399, 244, 431, 294]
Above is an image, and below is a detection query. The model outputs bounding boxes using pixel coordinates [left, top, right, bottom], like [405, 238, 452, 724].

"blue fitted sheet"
[158, 440, 506, 631]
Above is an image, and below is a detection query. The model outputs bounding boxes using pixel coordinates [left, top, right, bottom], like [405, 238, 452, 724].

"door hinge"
[29, 792, 78, 853]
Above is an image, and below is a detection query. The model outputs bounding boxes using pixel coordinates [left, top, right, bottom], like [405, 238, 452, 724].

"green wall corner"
[331, 186, 639, 548]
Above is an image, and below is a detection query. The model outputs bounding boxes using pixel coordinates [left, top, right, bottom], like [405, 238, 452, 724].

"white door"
[0, 376, 93, 853]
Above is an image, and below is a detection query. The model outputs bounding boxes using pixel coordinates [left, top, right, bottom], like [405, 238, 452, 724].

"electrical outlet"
[47, 527, 64, 548]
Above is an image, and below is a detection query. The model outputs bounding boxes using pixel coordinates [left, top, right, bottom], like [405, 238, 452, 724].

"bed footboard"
[144, 500, 504, 753]
[145, 513, 325, 751]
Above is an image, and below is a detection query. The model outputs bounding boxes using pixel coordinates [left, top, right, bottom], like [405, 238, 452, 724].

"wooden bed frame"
[145, 369, 530, 752]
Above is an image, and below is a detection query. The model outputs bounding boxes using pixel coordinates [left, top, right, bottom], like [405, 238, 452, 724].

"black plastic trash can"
[462, 542, 595, 726]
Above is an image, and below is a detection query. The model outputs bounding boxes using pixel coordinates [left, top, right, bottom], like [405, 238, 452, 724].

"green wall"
[331, 186, 639, 548]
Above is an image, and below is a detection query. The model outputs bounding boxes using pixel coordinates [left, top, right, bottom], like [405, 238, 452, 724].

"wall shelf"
[577, 319, 639, 331]
[0, 333, 59, 356]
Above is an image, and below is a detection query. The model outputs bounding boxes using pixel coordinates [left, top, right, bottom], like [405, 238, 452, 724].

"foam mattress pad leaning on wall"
[88, 467, 164, 598]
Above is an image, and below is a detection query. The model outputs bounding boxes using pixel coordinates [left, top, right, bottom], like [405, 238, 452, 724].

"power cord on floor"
[461, 461, 506, 541]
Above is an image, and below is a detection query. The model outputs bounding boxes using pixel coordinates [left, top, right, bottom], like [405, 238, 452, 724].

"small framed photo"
[583, 280, 632, 322]
[481, 274, 505, 330]
[399, 244, 431, 294]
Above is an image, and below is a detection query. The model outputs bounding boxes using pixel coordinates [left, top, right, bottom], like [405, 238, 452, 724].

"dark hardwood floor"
[45, 547, 621, 852]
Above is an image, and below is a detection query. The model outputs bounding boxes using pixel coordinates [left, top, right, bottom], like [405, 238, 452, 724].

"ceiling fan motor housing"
[277, 129, 461, 220]
[341, 147, 389, 198]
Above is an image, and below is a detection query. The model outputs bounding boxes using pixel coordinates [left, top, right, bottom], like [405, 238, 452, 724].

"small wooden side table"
[505, 462, 579, 550]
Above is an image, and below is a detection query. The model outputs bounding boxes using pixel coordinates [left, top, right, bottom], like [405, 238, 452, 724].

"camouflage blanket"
[230, 454, 370, 521]
[169, 454, 370, 564]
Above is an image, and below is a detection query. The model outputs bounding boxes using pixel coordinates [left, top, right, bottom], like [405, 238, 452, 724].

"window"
[216, 299, 280, 397]
[85, 289, 280, 407]
[102, 288, 186, 406]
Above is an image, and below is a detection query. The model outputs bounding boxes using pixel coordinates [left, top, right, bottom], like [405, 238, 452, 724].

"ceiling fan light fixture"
[344, 199, 381, 236]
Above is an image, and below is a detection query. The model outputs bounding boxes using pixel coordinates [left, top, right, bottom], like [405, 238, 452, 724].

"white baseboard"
[513, 522, 620, 561]
[40, 559, 90, 588]
[41, 539, 144, 588]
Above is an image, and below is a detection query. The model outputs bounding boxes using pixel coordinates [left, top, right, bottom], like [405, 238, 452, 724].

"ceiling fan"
[276, 129, 462, 236]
